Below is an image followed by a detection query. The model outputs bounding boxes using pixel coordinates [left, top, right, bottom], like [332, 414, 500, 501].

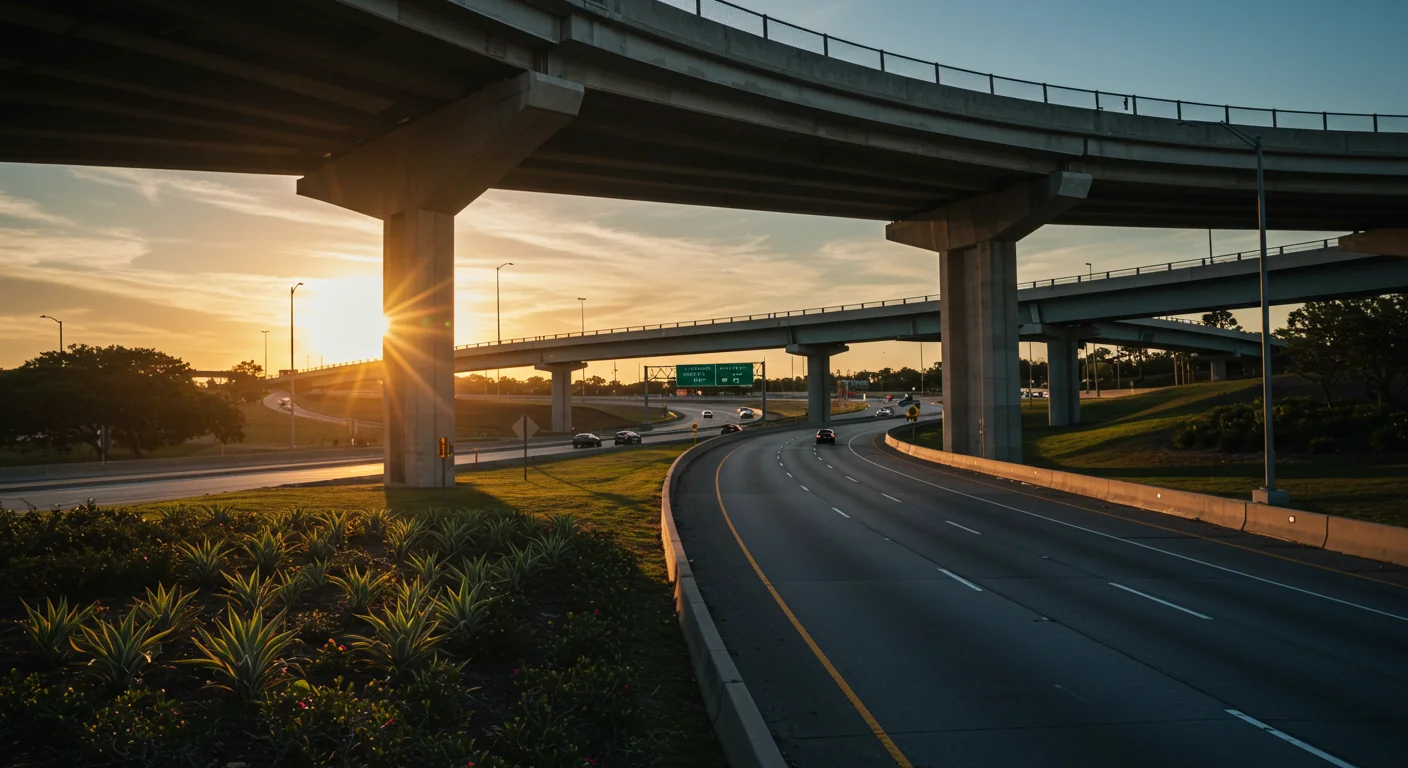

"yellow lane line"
[714, 444, 914, 768]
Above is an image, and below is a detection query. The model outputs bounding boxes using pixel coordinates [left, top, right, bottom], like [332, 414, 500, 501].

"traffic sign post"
[691, 421, 698, 444]
[907, 404, 920, 441]
[512, 414, 540, 480]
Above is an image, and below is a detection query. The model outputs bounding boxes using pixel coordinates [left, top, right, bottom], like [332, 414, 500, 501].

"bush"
[1370, 412, 1408, 452]
[1171, 397, 1403, 454]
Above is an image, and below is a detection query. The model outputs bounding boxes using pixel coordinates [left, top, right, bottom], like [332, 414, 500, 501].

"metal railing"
[289, 237, 1338, 376]
[655, 0, 1407, 134]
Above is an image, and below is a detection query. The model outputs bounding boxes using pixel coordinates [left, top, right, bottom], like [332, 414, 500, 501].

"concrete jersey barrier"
[661, 429, 790, 768]
[885, 429, 1408, 568]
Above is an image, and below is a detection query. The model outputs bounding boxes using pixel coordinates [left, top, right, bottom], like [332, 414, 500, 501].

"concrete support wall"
[941, 241, 1023, 460]
[1209, 359, 1228, 382]
[383, 209, 456, 488]
[1047, 336, 1081, 427]
[537, 362, 587, 433]
[807, 353, 831, 424]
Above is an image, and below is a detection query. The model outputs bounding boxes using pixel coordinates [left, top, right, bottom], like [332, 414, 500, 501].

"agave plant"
[155, 504, 197, 527]
[321, 510, 352, 544]
[223, 570, 275, 614]
[395, 577, 431, 612]
[431, 517, 477, 560]
[20, 596, 96, 663]
[348, 601, 443, 675]
[75, 611, 173, 690]
[177, 539, 229, 586]
[386, 518, 426, 562]
[486, 516, 525, 551]
[361, 507, 391, 538]
[329, 566, 392, 612]
[201, 503, 239, 527]
[134, 583, 200, 636]
[446, 554, 495, 588]
[533, 531, 575, 569]
[283, 506, 315, 532]
[432, 574, 498, 645]
[406, 551, 443, 586]
[185, 608, 295, 700]
[547, 513, 577, 540]
[242, 528, 286, 575]
[272, 570, 307, 610]
[303, 528, 337, 563]
[495, 542, 544, 591]
[301, 558, 332, 589]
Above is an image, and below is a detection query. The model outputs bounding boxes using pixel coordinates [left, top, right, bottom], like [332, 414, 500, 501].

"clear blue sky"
[1, 0, 1404, 377]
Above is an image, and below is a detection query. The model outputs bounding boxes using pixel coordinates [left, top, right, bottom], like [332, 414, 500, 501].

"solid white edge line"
[1225, 710, 1358, 768]
[882, 493, 902, 503]
[846, 476, 858, 483]
[938, 568, 984, 592]
[945, 520, 982, 535]
[833, 507, 850, 518]
[1109, 582, 1213, 620]
[844, 433, 1408, 624]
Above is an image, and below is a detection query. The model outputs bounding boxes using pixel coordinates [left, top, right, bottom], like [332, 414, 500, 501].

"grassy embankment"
[910, 380, 1408, 527]
[298, 393, 675, 438]
[0, 445, 724, 766]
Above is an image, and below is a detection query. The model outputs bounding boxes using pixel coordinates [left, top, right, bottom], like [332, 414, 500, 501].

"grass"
[297, 393, 674, 438]
[910, 380, 1408, 527]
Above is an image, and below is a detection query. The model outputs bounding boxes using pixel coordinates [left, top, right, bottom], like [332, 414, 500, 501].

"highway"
[5, 399, 873, 510]
[674, 418, 1408, 767]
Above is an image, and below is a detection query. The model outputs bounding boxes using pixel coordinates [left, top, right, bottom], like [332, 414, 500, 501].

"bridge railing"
[657, 0, 1408, 134]
[291, 237, 1336, 375]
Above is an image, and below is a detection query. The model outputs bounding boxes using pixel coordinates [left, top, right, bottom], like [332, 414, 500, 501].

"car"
[278, 397, 292, 410]
[614, 430, 641, 445]
[572, 433, 602, 449]
[720, 423, 743, 434]
[701, 409, 714, 418]
[816, 428, 836, 445]
[738, 409, 755, 419]
[876, 407, 894, 417]
[897, 396, 915, 405]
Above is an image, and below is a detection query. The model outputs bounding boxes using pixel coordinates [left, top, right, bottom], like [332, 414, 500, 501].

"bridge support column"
[787, 343, 848, 424]
[1047, 336, 1082, 428]
[537, 362, 587, 433]
[1209, 359, 1228, 382]
[888, 171, 1091, 461]
[296, 72, 583, 488]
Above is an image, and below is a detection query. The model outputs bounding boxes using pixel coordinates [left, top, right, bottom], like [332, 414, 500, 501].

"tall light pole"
[289, 282, 303, 450]
[39, 315, 62, 353]
[495, 262, 513, 396]
[261, 330, 270, 378]
[1085, 262, 1093, 277]
[1182, 120, 1282, 505]
[577, 298, 586, 399]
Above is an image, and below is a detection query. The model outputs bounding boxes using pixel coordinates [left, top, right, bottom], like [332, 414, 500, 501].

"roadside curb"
[661, 430, 789, 768]
[885, 428, 1408, 568]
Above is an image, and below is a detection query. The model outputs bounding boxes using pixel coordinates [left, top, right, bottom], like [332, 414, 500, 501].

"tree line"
[1279, 295, 1408, 406]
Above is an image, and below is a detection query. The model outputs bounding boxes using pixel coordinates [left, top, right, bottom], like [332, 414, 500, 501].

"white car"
[738, 407, 756, 419]
[701, 409, 714, 418]
[876, 407, 894, 417]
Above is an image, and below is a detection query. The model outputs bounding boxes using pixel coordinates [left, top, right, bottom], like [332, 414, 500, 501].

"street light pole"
[496, 262, 513, 396]
[1181, 119, 1281, 504]
[39, 315, 62, 353]
[577, 298, 586, 399]
[289, 282, 303, 451]
[262, 330, 269, 378]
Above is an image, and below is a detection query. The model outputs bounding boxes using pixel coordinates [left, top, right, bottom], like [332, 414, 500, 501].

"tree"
[1202, 309, 1242, 331]
[0, 345, 244, 458]
[224, 360, 268, 404]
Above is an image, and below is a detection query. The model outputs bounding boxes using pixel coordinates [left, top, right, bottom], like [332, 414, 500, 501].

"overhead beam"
[1340, 229, 1408, 257]
[887, 171, 1093, 251]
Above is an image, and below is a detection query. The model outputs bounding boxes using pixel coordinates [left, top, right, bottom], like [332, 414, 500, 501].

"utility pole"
[496, 262, 512, 395]
[290, 282, 303, 450]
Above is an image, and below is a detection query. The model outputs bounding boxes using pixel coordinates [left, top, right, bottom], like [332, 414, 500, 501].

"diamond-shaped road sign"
[512, 414, 540, 440]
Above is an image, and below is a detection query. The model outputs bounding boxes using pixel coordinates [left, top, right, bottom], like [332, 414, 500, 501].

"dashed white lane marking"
[786, 472, 793, 478]
[1109, 582, 1212, 620]
[833, 507, 850, 518]
[844, 432, 1408, 625]
[826, 464, 834, 469]
[800, 486, 811, 493]
[938, 568, 984, 592]
[1225, 710, 1357, 768]
[946, 521, 982, 535]
[882, 493, 903, 503]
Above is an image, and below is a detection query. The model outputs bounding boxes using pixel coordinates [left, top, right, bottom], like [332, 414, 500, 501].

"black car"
[816, 428, 837, 445]
[572, 433, 603, 449]
[614, 430, 641, 445]
[720, 423, 743, 435]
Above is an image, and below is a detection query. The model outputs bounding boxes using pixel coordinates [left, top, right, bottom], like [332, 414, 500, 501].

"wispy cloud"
[0, 191, 75, 227]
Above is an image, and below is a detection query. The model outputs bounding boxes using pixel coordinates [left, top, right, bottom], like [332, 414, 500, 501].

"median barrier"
[1325, 516, 1408, 567]
[660, 429, 789, 768]
[885, 428, 1408, 568]
[1244, 503, 1329, 548]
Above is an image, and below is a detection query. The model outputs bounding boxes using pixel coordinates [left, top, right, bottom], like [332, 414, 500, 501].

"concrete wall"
[885, 430, 1408, 567]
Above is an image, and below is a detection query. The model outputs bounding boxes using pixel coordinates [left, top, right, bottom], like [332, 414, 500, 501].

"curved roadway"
[674, 418, 1408, 767]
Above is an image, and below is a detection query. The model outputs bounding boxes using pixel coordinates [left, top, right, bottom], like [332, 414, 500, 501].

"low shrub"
[1171, 397, 1405, 454]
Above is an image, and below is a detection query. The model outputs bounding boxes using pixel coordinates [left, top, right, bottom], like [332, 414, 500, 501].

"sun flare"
[297, 275, 386, 366]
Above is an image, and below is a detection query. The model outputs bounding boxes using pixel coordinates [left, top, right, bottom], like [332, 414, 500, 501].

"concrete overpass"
[6, 0, 1408, 485]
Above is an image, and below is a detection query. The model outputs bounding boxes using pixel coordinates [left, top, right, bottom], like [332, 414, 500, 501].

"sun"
[298, 275, 387, 366]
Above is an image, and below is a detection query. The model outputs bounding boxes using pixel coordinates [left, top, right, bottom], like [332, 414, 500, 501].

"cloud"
[0, 191, 75, 227]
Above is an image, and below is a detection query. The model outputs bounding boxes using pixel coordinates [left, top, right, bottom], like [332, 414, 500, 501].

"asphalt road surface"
[673, 417, 1408, 767]
[5, 399, 875, 510]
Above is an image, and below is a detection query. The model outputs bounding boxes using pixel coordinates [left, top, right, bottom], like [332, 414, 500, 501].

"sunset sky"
[3, 0, 1405, 382]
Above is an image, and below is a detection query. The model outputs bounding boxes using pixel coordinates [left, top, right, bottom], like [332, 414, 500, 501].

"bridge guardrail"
[659, 0, 1407, 134]
[288, 237, 1337, 376]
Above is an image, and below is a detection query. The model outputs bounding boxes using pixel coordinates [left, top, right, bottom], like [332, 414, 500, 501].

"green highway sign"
[676, 364, 717, 387]
[716, 363, 754, 386]
[674, 363, 755, 388]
